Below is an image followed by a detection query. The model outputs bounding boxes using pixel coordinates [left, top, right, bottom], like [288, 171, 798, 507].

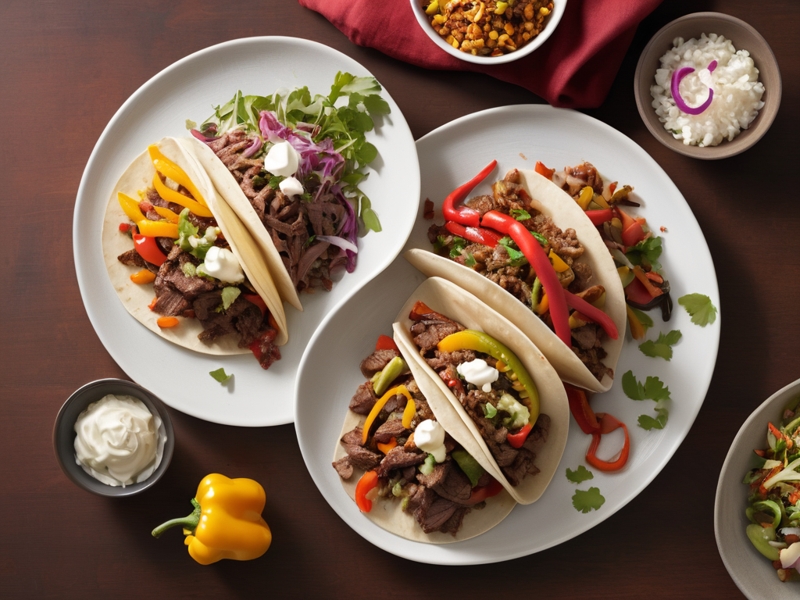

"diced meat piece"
[373, 418, 408, 444]
[415, 495, 459, 534]
[359, 348, 400, 378]
[416, 461, 472, 504]
[376, 446, 425, 478]
[332, 456, 353, 480]
[410, 320, 463, 354]
[348, 381, 377, 415]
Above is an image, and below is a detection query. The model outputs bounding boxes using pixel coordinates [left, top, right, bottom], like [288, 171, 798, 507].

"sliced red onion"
[316, 235, 358, 254]
[241, 135, 263, 158]
[190, 128, 219, 143]
[671, 63, 715, 116]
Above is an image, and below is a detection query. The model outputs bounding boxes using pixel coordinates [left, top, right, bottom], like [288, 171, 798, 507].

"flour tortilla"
[181, 136, 303, 312]
[102, 136, 288, 354]
[405, 168, 626, 393]
[332, 346, 517, 543]
[393, 277, 569, 505]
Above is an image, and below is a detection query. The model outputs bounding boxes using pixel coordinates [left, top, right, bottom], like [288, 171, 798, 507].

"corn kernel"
[524, 21, 534, 31]
[425, 0, 440, 15]
[524, 4, 534, 20]
[540, 6, 551, 16]
[488, 29, 499, 40]
[432, 14, 446, 25]
[504, 23, 515, 35]
[494, 1, 508, 14]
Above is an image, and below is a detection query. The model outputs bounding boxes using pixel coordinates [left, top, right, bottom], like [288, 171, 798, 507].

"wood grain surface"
[1, 0, 797, 598]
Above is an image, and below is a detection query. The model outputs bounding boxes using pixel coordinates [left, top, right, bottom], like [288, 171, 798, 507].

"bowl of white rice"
[634, 12, 781, 159]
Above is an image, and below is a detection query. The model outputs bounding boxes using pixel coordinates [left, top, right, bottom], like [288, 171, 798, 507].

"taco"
[393, 277, 569, 505]
[332, 334, 517, 542]
[102, 137, 287, 368]
[406, 164, 625, 393]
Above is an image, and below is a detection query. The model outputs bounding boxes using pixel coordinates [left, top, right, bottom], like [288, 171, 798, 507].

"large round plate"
[74, 37, 419, 426]
[715, 377, 800, 598]
[296, 105, 720, 563]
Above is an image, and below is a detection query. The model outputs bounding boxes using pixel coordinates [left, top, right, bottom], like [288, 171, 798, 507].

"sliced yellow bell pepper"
[148, 144, 208, 207]
[362, 385, 413, 445]
[151, 473, 272, 565]
[575, 186, 594, 210]
[548, 249, 570, 273]
[153, 205, 180, 223]
[136, 219, 179, 239]
[152, 172, 213, 218]
[437, 329, 539, 425]
[118, 192, 146, 223]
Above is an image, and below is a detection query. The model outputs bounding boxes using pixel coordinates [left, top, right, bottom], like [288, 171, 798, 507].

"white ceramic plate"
[715, 377, 800, 598]
[296, 105, 720, 564]
[73, 37, 419, 426]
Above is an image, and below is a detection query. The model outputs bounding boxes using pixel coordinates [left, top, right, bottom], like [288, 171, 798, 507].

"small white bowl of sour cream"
[53, 379, 174, 497]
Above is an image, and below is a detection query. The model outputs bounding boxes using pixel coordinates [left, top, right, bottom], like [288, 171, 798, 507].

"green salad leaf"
[572, 487, 605, 513]
[638, 329, 682, 360]
[678, 293, 717, 327]
[626, 236, 663, 273]
[566, 465, 594, 484]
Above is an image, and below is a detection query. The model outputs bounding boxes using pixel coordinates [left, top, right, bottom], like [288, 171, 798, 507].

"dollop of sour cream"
[202, 246, 245, 284]
[263, 141, 299, 178]
[278, 175, 304, 197]
[73, 394, 164, 487]
[457, 358, 499, 393]
[414, 419, 446, 463]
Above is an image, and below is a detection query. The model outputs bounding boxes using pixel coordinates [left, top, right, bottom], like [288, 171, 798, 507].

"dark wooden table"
[2, 0, 797, 597]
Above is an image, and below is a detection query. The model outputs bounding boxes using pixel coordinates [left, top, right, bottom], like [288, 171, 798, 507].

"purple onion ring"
[670, 60, 717, 115]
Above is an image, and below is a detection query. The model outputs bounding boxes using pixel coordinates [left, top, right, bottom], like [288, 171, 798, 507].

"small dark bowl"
[53, 379, 174, 497]
[634, 12, 781, 159]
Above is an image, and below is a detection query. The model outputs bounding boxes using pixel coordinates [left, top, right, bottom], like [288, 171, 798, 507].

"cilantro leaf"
[464, 253, 477, 268]
[566, 465, 594, 484]
[638, 329, 682, 360]
[572, 487, 605, 513]
[638, 407, 669, 430]
[678, 293, 717, 327]
[621, 370, 670, 402]
[209, 368, 232, 384]
[626, 236, 663, 272]
[511, 208, 531, 221]
[498, 236, 528, 267]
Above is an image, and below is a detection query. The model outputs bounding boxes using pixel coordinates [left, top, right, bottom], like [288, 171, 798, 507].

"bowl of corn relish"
[411, 0, 565, 64]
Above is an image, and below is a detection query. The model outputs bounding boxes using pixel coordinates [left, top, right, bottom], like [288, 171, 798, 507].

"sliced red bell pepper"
[624, 276, 653, 305]
[243, 293, 267, 316]
[563, 290, 619, 340]
[585, 413, 630, 472]
[481, 211, 571, 346]
[375, 334, 399, 352]
[534, 161, 554, 180]
[133, 232, 168, 267]
[444, 220, 501, 248]
[617, 207, 647, 247]
[632, 265, 663, 298]
[465, 477, 504, 505]
[565, 384, 600, 434]
[585, 208, 613, 226]
[355, 470, 379, 513]
[506, 423, 532, 448]
[442, 160, 497, 227]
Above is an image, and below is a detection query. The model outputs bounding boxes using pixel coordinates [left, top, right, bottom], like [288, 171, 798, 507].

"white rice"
[650, 33, 765, 147]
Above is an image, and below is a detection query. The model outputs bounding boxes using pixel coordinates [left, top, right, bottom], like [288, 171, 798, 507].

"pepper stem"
[151, 498, 201, 538]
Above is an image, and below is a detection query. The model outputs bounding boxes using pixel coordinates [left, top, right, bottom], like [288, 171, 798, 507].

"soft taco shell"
[333, 344, 517, 544]
[392, 276, 569, 505]
[181, 136, 303, 312]
[405, 168, 625, 393]
[102, 136, 288, 354]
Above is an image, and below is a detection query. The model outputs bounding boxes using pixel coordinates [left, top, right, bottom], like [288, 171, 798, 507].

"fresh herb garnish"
[218, 287, 241, 312]
[464, 253, 477, 268]
[678, 293, 717, 327]
[638, 329, 682, 360]
[622, 370, 671, 430]
[498, 236, 528, 267]
[626, 236, 663, 273]
[511, 208, 531, 221]
[566, 465, 594, 484]
[629, 306, 653, 334]
[209, 368, 232, 384]
[572, 487, 605, 513]
[448, 236, 467, 259]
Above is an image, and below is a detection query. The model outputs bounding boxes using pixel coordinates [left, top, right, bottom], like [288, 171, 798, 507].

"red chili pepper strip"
[534, 161, 554, 180]
[563, 290, 619, 340]
[444, 221, 501, 248]
[133, 233, 168, 267]
[465, 477, 504, 505]
[243, 293, 267, 316]
[506, 423, 532, 448]
[585, 413, 630, 472]
[585, 209, 613, 226]
[481, 211, 571, 346]
[375, 334, 399, 352]
[442, 160, 497, 228]
[632, 265, 663, 298]
[565, 384, 600, 434]
[355, 470, 379, 513]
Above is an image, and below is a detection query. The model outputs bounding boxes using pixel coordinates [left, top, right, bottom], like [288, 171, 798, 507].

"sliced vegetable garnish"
[566, 465, 594, 484]
[361, 385, 413, 445]
[671, 60, 717, 116]
[638, 329, 682, 360]
[355, 470, 379, 513]
[585, 413, 630, 472]
[572, 487, 605, 513]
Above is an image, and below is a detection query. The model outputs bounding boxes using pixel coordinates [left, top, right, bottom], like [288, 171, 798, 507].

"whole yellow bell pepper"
[151, 474, 272, 565]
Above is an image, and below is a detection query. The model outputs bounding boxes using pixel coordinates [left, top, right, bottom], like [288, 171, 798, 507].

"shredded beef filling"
[429, 167, 611, 382]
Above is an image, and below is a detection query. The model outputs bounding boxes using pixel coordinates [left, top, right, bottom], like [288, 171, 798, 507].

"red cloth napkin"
[300, 0, 662, 109]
